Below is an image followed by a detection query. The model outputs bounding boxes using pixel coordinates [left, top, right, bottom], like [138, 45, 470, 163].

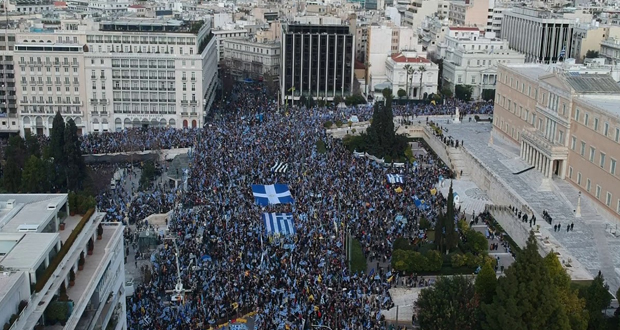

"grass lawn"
[350, 238, 367, 274]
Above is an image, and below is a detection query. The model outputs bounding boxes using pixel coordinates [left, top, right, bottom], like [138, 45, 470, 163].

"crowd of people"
[117, 85, 496, 330]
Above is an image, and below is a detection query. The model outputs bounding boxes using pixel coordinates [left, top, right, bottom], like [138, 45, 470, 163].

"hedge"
[34, 209, 95, 292]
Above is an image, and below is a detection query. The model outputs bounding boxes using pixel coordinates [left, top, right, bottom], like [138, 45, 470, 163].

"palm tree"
[418, 65, 427, 100]
[403, 64, 411, 98]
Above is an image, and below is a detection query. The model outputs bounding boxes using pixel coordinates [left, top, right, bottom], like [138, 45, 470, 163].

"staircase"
[447, 146, 470, 179]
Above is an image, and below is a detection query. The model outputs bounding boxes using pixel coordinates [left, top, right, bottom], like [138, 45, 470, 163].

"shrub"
[3, 322, 9, 330]
[335, 120, 343, 128]
[419, 217, 432, 230]
[69, 269, 75, 282]
[451, 253, 466, 268]
[425, 250, 443, 271]
[9, 314, 17, 325]
[393, 237, 414, 251]
[78, 252, 85, 267]
[18, 300, 27, 313]
[34, 209, 94, 292]
[409, 251, 428, 273]
[474, 115, 480, 122]
[323, 121, 333, 129]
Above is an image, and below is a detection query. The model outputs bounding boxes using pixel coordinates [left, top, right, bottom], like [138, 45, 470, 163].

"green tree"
[475, 262, 497, 304]
[2, 158, 22, 192]
[584, 271, 611, 330]
[50, 112, 66, 190]
[455, 85, 473, 101]
[441, 87, 453, 99]
[20, 155, 47, 193]
[482, 232, 571, 330]
[64, 119, 85, 191]
[444, 182, 458, 253]
[466, 230, 489, 254]
[306, 95, 315, 108]
[416, 276, 480, 330]
[481, 89, 495, 102]
[5, 135, 28, 167]
[397, 88, 407, 99]
[585, 50, 599, 59]
[544, 253, 588, 330]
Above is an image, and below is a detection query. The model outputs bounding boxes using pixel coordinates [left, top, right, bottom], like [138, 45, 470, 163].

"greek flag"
[386, 174, 404, 184]
[270, 162, 289, 173]
[559, 47, 566, 58]
[252, 184, 294, 206]
[262, 213, 296, 236]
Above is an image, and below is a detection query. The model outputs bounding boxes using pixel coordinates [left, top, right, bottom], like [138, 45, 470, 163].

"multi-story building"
[403, 0, 446, 31]
[571, 23, 620, 62]
[600, 37, 620, 64]
[221, 37, 280, 82]
[440, 28, 525, 99]
[7, 0, 53, 13]
[501, 8, 576, 63]
[493, 63, 620, 219]
[0, 28, 18, 134]
[385, 52, 438, 98]
[14, 17, 218, 136]
[212, 28, 248, 62]
[486, 6, 508, 37]
[419, 16, 450, 53]
[87, 0, 132, 14]
[281, 24, 355, 102]
[448, 0, 490, 29]
[0, 194, 126, 330]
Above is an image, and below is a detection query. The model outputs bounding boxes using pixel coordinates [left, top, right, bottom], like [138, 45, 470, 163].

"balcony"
[90, 99, 98, 105]
[72, 62, 79, 67]
[99, 99, 108, 105]
[521, 129, 568, 160]
[62, 62, 70, 67]
[190, 100, 197, 105]
[181, 100, 188, 105]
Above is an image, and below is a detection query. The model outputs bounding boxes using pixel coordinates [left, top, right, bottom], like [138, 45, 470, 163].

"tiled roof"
[564, 74, 620, 94]
[390, 53, 430, 63]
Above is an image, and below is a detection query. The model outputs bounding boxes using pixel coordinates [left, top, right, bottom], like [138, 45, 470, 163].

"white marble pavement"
[443, 121, 620, 293]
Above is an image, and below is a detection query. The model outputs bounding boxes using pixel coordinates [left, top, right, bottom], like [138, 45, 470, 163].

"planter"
[97, 235, 102, 240]
[87, 250, 93, 256]
[70, 212, 75, 216]
[69, 280, 74, 287]
[59, 223, 65, 231]
[78, 265, 84, 271]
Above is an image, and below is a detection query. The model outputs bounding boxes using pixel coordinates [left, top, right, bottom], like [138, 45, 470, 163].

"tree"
[50, 112, 66, 190]
[397, 88, 407, 99]
[455, 85, 473, 101]
[481, 89, 496, 102]
[585, 50, 599, 59]
[583, 271, 611, 330]
[415, 276, 480, 330]
[64, 119, 85, 192]
[441, 87, 453, 99]
[482, 232, 571, 330]
[20, 155, 48, 193]
[299, 95, 307, 107]
[466, 230, 489, 254]
[2, 158, 21, 193]
[24, 132, 41, 158]
[444, 182, 458, 253]
[417, 66, 427, 100]
[475, 261, 497, 304]
[544, 253, 588, 330]
[306, 95, 315, 108]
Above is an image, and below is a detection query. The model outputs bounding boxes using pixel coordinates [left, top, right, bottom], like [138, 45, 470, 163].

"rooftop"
[0, 233, 59, 270]
[0, 271, 27, 301]
[99, 19, 206, 34]
[449, 26, 480, 31]
[576, 95, 620, 118]
[564, 74, 620, 93]
[504, 63, 552, 82]
[0, 194, 67, 233]
[390, 53, 430, 63]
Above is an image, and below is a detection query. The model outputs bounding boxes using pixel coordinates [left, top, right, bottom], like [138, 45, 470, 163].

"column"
[528, 145, 533, 165]
[548, 159, 553, 178]
[520, 141, 525, 158]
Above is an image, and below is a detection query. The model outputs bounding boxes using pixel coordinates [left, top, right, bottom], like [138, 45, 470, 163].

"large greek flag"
[262, 213, 296, 236]
[387, 174, 404, 184]
[271, 162, 289, 173]
[251, 184, 293, 206]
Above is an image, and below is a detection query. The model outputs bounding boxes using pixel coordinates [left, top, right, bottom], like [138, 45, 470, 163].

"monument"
[453, 107, 461, 123]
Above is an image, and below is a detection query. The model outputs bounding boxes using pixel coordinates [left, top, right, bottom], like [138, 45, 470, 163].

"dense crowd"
[121, 85, 491, 330]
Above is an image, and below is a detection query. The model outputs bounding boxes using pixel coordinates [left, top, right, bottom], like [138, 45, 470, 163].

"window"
[587, 179, 591, 192]
[604, 122, 609, 136]
[596, 185, 601, 199]
[574, 108, 580, 120]
[584, 113, 589, 126]
[571, 136, 576, 150]
[611, 159, 617, 175]
[580, 141, 586, 156]
[607, 192, 612, 206]
[600, 152, 606, 168]
[616, 128, 620, 142]
[569, 166, 573, 179]
[594, 118, 599, 131]
[589, 147, 595, 162]
[577, 172, 582, 185]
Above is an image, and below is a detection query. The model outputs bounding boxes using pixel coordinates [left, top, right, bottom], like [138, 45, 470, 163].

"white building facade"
[440, 28, 525, 99]
[385, 52, 438, 98]
[222, 38, 281, 81]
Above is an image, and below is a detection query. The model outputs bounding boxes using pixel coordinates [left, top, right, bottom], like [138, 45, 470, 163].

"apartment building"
[0, 28, 18, 134]
[281, 24, 354, 102]
[14, 17, 218, 135]
[448, 0, 489, 28]
[0, 194, 126, 330]
[385, 52, 438, 98]
[600, 37, 620, 64]
[501, 8, 575, 63]
[221, 37, 280, 82]
[493, 63, 620, 219]
[7, 0, 53, 13]
[571, 23, 620, 62]
[440, 28, 525, 100]
[402, 0, 446, 31]
[419, 16, 449, 53]
[212, 28, 248, 62]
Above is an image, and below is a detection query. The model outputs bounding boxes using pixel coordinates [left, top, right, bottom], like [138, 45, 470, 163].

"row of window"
[86, 35, 196, 46]
[569, 167, 620, 213]
[20, 66, 79, 74]
[22, 86, 79, 93]
[570, 136, 618, 175]
[110, 70, 196, 80]
[573, 107, 620, 141]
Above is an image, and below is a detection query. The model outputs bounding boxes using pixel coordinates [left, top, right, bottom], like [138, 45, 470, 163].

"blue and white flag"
[270, 162, 289, 173]
[386, 174, 404, 184]
[559, 47, 566, 58]
[262, 213, 296, 236]
[251, 184, 294, 206]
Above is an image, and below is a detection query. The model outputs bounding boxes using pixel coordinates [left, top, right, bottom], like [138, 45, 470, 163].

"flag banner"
[270, 162, 289, 173]
[262, 213, 296, 236]
[386, 174, 404, 184]
[413, 195, 430, 210]
[251, 184, 294, 206]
